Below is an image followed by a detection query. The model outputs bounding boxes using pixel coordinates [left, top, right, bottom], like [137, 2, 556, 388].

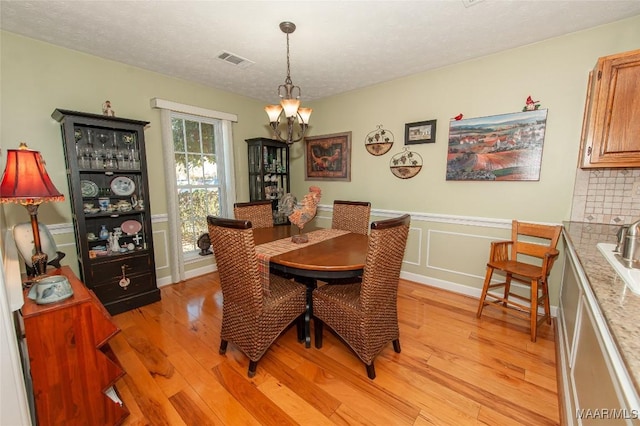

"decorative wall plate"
[110, 176, 135, 196]
[81, 180, 99, 197]
[389, 147, 423, 179]
[121, 219, 142, 235]
[365, 124, 394, 156]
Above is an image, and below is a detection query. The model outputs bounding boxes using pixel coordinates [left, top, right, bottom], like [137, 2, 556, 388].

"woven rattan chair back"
[206, 216, 306, 377]
[313, 213, 410, 379]
[331, 200, 371, 235]
[476, 220, 562, 342]
[234, 200, 274, 228]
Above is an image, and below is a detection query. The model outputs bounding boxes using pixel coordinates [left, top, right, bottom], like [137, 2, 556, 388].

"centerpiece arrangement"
[278, 186, 322, 243]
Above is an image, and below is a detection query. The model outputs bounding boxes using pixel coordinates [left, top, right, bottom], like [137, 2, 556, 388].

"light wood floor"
[110, 272, 560, 425]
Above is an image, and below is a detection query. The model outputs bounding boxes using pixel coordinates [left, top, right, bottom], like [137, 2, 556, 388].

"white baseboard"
[156, 262, 217, 288]
[400, 271, 558, 317]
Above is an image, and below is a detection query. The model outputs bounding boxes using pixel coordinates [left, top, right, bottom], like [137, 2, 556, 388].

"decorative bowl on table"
[28, 275, 73, 305]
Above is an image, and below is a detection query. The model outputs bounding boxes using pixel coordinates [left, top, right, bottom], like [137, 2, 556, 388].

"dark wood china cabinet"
[52, 109, 160, 315]
[246, 137, 290, 225]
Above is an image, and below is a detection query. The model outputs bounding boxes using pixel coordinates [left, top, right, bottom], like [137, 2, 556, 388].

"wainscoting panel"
[42, 207, 566, 309]
[426, 229, 496, 280]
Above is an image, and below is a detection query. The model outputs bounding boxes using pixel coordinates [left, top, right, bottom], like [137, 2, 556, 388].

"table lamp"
[1, 143, 65, 276]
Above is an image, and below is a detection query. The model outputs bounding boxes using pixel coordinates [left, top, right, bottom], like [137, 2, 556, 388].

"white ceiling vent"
[462, 0, 485, 7]
[216, 51, 254, 69]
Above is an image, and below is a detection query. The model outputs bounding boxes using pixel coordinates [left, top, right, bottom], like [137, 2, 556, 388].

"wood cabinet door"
[580, 49, 640, 168]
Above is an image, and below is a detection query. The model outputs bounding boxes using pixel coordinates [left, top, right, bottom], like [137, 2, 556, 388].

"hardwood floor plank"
[413, 408, 479, 426]
[289, 342, 421, 424]
[427, 353, 558, 418]
[167, 350, 260, 425]
[212, 361, 298, 426]
[257, 376, 337, 426]
[112, 274, 560, 425]
[168, 390, 219, 426]
[259, 350, 342, 417]
[421, 355, 558, 425]
[110, 335, 187, 426]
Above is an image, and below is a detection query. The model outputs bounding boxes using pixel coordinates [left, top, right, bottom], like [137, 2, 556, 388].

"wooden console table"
[21, 266, 129, 425]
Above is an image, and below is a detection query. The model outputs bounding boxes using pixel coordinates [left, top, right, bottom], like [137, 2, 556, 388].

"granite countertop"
[563, 221, 640, 397]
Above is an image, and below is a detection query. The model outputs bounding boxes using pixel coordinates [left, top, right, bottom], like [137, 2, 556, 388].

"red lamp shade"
[1, 143, 64, 277]
[0, 143, 64, 204]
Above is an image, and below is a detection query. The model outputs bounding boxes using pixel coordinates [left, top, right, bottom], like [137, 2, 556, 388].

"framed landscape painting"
[446, 109, 548, 181]
[304, 131, 352, 181]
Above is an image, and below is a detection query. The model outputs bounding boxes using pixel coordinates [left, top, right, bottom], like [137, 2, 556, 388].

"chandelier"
[265, 21, 312, 145]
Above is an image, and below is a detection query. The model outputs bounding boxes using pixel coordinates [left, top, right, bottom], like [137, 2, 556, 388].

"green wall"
[2, 15, 639, 304]
[0, 31, 270, 280]
[292, 15, 640, 222]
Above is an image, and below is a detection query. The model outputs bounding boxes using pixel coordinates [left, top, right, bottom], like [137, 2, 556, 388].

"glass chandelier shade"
[265, 21, 312, 145]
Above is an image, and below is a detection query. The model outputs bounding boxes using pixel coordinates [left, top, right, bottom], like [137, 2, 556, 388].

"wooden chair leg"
[530, 279, 538, 342]
[393, 339, 401, 353]
[542, 279, 551, 324]
[503, 274, 512, 307]
[314, 319, 324, 349]
[296, 315, 305, 343]
[366, 363, 376, 380]
[248, 360, 258, 378]
[477, 266, 494, 318]
[219, 340, 228, 355]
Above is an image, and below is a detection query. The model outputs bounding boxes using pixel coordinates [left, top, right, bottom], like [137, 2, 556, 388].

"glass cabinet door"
[245, 138, 290, 225]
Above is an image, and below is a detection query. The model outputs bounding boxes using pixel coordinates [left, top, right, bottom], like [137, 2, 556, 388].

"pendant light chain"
[285, 32, 292, 86]
[264, 21, 312, 144]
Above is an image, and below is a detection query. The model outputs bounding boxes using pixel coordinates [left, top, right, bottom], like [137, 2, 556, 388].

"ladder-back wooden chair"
[233, 200, 274, 228]
[476, 220, 562, 342]
[331, 200, 371, 235]
[313, 214, 410, 379]
[207, 216, 306, 377]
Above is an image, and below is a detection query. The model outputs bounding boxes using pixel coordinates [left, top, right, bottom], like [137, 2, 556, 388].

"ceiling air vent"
[216, 51, 254, 69]
[462, 0, 485, 7]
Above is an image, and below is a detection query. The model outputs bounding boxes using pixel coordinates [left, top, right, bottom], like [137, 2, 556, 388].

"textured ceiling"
[2, 1, 640, 104]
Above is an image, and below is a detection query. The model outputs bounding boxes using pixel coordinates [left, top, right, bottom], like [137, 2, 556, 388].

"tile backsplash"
[571, 168, 640, 225]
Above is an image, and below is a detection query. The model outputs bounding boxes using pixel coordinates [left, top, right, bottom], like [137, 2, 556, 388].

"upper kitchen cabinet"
[579, 49, 640, 168]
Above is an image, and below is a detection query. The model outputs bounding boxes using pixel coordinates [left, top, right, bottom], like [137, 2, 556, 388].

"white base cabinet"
[558, 242, 640, 425]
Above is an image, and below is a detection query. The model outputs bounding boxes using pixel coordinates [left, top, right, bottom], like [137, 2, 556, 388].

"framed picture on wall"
[446, 109, 548, 181]
[304, 131, 352, 181]
[405, 120, 437, 145]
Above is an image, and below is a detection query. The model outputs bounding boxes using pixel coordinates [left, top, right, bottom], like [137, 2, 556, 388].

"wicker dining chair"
[206, 216, 307, 377]
[233, 200, 274, 228]
[313, 213, 411, 379]
[331, 200, 371, 235]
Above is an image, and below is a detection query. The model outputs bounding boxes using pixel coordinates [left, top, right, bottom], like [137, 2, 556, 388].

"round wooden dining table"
[252, 225, 368, 346]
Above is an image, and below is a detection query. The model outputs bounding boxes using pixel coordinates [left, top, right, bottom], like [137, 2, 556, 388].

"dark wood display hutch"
[246, 137, 290, 225]
[52, 109, 160, 315]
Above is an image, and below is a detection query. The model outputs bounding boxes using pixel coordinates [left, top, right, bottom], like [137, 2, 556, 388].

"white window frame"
[151, 98, 237, 283]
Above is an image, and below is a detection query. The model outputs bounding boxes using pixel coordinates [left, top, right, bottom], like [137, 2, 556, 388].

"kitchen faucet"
[620, 219, 640, 266]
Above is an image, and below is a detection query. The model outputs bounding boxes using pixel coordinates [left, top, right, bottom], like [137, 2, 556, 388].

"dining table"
[253, 225, 369, 347]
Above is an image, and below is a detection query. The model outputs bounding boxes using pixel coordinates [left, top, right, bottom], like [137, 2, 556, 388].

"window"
[152, 98, 237, 283]
[172, 113, 222, 254]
